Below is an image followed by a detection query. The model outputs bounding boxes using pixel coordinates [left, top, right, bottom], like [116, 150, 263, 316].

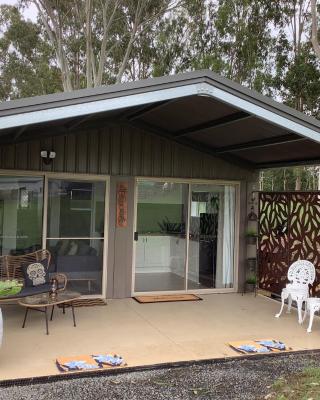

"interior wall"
[0, 123, 257, 298]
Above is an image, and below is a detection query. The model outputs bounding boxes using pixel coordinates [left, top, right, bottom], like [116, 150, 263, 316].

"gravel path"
[1, 352, 320, 400]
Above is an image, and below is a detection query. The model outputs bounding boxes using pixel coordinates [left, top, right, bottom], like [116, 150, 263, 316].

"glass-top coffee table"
[18, 291, 81, 335]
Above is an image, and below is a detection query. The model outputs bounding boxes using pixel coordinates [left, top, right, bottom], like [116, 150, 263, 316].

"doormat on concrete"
[56, 353, 125, 372]
[229, 339, 288, 355]
[133, 294, 202, 303]
[57, 298, 107, 308]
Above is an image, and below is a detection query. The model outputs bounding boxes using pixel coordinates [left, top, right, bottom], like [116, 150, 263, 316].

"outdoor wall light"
[40, 150, 56, 165]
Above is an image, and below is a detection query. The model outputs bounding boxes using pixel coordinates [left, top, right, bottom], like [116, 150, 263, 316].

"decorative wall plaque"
[116, 182, 128, 227]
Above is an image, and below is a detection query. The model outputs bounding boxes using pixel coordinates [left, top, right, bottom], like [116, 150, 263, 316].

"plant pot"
[245, 283, 256, 292]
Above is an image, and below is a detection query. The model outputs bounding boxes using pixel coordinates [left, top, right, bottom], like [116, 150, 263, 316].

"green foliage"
[267, 367, 320, 399]
[245, 276, 256, 284]
[0, 4, 62, 99]
[0, 279, 23, 297]
[245, 228, 257, 237]
[158, 216, 184, 234]
[260, 166, 320, 191]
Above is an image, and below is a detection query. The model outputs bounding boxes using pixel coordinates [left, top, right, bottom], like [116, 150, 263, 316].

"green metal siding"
[0, 124, 255, 181]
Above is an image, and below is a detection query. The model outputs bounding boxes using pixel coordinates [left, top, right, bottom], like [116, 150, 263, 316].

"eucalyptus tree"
[150, 0, 283, 92]
[269, 0, 320, 117]
[0, 4, 62, 99]
[21, 0, 185, 91]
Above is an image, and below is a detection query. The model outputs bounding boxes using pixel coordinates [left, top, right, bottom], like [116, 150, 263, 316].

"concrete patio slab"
[0, 293, 319, 381]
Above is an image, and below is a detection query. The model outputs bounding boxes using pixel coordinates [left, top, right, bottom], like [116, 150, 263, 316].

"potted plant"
[246, 228, 257, 244]
[245, 276, 256, 292]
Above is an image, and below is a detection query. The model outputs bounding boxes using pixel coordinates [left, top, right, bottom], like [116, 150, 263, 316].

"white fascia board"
[0, 85, 199, 130]
[196, 83, 320, 143]
[0, 81, 319, 144]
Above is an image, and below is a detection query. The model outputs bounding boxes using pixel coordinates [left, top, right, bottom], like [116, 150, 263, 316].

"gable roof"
[0, 69, 319, 169]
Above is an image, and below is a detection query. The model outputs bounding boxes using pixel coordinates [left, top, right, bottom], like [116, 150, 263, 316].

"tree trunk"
[311, 0, 320, 59]
[116, 32, 136, 83]
[96, 0, 119, 87]
[33, 0, 73, 91]
[85, 0, 93, 88]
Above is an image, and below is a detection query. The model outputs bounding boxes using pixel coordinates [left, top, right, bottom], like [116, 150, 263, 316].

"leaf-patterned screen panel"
[258, 192, 320, 295]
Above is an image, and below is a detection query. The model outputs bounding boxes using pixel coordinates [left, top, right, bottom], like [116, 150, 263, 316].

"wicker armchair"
[0, 249, 67, 301]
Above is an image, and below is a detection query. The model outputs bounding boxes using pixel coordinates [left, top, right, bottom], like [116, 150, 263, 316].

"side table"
[19, 291, 81, 335]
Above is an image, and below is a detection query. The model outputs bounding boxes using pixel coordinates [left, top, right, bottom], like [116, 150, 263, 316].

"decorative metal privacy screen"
[258, 192, 320, 296]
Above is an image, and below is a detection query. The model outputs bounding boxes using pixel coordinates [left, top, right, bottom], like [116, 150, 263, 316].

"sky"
[0, 0, 37, 21]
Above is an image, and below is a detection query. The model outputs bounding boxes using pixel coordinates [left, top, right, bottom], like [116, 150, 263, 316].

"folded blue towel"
[238, 344, 270, 353]
[92, 354, 123, 366]
[64, 360, 99, 370]
[257, 340, 286, 350]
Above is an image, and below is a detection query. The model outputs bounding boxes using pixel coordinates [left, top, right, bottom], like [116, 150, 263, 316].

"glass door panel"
[47, 179, 106, 295]
[188, 184, 235, 289]
[134, 180, 188, 292]
[0, 176, 43, 256]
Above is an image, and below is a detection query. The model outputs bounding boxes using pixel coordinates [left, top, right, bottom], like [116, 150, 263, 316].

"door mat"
[229, 339, 289, 355]
[133, 294, 202, 303]
[57, 298, 107, 308]
[56, 353, 125, 373]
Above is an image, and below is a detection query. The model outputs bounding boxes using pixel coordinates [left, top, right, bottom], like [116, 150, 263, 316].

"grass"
[266, 367, 320, 400]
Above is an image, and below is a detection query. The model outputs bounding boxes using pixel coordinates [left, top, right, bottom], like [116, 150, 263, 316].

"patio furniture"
[275, 260, 315, 324]
[0, 250, 67, 301]
[304, 297, 320, 333]
[54, 255, 101, 293]
[19, 290, 81, 335]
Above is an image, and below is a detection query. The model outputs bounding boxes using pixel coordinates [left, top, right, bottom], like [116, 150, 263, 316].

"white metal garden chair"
[275, 260, 315, 324]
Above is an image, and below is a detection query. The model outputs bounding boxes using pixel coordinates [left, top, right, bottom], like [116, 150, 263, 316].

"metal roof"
[0, 69, 320, 169]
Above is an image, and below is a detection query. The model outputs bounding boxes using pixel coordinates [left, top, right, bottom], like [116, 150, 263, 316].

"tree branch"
[115, 0, 144, 83]
[96, 0, 119, 86]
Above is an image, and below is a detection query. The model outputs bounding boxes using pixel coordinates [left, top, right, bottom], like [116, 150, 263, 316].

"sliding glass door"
[0, 173, 107, 297]
[0, 176, 43, 256]
[134, 181, 188, 292]
[134, 179, 237, 293]
[46, 178, 106, 295]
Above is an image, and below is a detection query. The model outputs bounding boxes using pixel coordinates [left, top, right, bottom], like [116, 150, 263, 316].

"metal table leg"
[50, 305, 55, 321]
[71, 303, 76, 327]
[22, 307, 29, 328]
[45, 307, 49, 335]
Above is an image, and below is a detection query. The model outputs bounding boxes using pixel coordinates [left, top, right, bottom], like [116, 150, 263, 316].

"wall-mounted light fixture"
[40, 150, 56, 165]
